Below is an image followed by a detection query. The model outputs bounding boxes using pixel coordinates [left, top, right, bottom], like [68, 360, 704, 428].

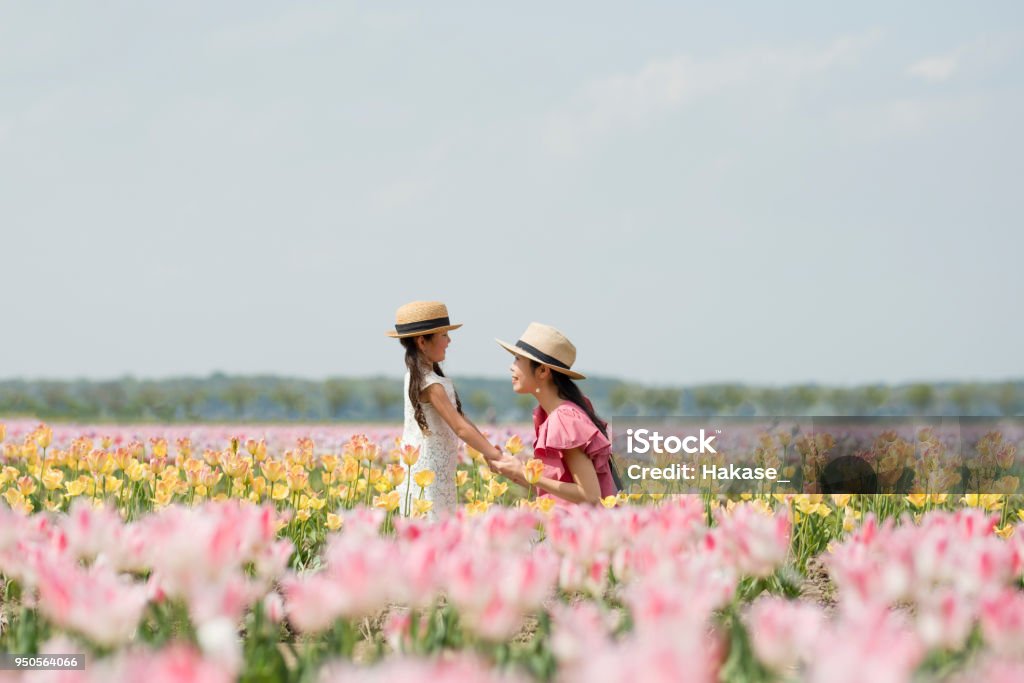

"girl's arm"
[422, 384, 502, 462]
[454, 409, 499, 456]
[496, 448, 602, 505]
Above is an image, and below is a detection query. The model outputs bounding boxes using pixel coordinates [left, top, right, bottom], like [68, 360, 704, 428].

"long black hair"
[530, 360, 607, 438]
[400, 335, 463, 433]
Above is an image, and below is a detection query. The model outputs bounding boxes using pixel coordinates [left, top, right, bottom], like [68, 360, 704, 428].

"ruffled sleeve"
[534, 403, 601, 480]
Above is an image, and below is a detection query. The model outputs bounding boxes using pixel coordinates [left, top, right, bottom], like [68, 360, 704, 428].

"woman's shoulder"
[551, 401, 591, 422]
[536, 401, 591, 429]
[537, 401, 602, 450]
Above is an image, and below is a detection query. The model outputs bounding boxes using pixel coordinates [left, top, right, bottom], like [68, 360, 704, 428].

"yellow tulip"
[487, 479, 508, 501]
[295, 509, 311, 523]
[601, 495, 617, 509]
[905, 493, 928, 509]
[414, 469, 436, 489]
[262, 461, 287, 483]
[456, 470, 468, 487]
[962, 493, 1004, 511]
[17, 476, 36, 497]
[504, 435, 524, 456]
[150, 438, 168, 459]
[843, 508, 861, 533]
[373, 490, 401, 512]
[251, 475, 267, 497]
[387, 463, 406, 487]
[287, 469, 309, 492]
[326, 513, 343, 531]
[831, 494, 852, 508]
[65, 479, 86, 497]
[41, 468, 64, 491]
[3, 488, 32, 514]
[152, 488, 173, 509]
[125, 459, 147, 483]
[994, 476, 1020, 495]
[399, 444, 420, 467]
[995, 524, 1014, 539]
[271, 483, 290, 501]
[535, 497, 556, 514]
[466, 500, 490, 516]
[4, 488, 24, 508]
[0, 424, 5, 443]
[412, 499, 433, 518]
[35, 425, 53, 449]
[340, 456, 360, 483]
[523, 459, 544, 485]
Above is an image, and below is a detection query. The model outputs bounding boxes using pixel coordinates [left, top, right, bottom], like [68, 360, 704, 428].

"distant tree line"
[0, 375, 1021, 423]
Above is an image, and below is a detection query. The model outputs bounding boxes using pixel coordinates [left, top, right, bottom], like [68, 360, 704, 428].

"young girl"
[494, 322, 618, 506]
[387, 301, 504, 517]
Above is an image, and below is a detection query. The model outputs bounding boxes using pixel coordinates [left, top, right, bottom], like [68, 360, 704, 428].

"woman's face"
[417, 332, 450, 364]
[509, 354, 542, 394]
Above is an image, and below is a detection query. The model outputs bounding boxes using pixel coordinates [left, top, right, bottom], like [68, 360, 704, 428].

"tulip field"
[2, 421, 1024, 682]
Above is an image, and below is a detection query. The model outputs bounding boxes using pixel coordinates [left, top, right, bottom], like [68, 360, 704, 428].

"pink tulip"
[549, 601, 618, 668]
[317, 654, 531, 683]
[980, 589, 1024, 657]
[711, 503, 791, 578]
[263, 591, 285, 624]
[806, 605, 924, 683]
[746, 596, 823, 672]
[35, 560, 148, 647]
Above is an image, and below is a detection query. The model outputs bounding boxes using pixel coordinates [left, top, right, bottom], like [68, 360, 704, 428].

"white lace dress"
[397, 368, 460, 518]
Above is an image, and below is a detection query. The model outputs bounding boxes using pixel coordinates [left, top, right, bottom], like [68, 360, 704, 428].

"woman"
[387, 300, 504, 517]
[494, 323, 618, 506]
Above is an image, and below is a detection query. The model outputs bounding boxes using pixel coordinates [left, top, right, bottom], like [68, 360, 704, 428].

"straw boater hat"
[385, 301, 462, 338]
[496, 322, 586, 380]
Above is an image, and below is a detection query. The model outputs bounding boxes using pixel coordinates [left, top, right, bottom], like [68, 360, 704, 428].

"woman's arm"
[536, 448, 602, 504]
[495, 448, 601, 505]
[422, 384, 502, 462]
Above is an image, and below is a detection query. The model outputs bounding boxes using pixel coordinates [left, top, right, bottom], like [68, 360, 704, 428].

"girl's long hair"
[531, 360, 608, 438]
[400, 335, 463, 433]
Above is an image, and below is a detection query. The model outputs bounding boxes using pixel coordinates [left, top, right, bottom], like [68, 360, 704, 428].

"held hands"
[487, 447, 528, 486]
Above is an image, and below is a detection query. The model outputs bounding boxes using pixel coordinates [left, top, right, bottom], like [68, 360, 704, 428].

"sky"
[2, 2, 1022, 387]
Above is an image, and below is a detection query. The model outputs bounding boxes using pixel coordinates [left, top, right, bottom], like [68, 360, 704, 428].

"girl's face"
[509, 354, 546, 394]
[417, 332, 450, 364]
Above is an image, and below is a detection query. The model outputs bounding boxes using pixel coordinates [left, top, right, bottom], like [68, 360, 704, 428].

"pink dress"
[532, 401, 617, 506]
